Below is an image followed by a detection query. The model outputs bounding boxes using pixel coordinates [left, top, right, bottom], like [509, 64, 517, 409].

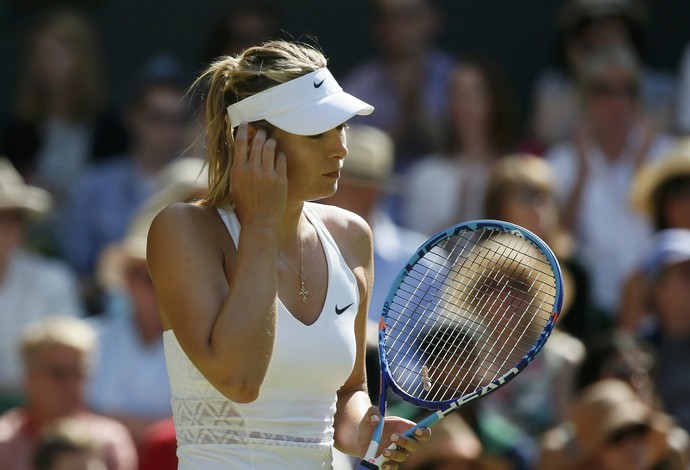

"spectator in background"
[545, 45, 675, 327]
[575, 330, 658, 406]
[620, 139, 690, 332]
[641, 229, 690, 434]
[87, 157, 207, 448]
[33, 418, 108, 470]
[538, 379, 689, 470]
[401, 56, 519, 235]
[0, 9, 127, 200]
[343, 0, 455, 172]
[57, 54, 191, 313]
[465, 159, 587, 469]
[527, 0, 676, 155]
[398, 412, 483, 470]
[0, 316, 137, 470]
[0, 158, 81, 408]
[483, 154, 591, 340]
[199, 0, 282, 63]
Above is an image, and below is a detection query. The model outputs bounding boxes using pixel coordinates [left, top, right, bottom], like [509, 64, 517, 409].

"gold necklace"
[278, 223, 309, 303]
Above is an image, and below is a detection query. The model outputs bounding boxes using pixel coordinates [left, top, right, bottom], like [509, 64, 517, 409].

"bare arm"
[147, 125, 287, 403]
[327, 208, 428, 468]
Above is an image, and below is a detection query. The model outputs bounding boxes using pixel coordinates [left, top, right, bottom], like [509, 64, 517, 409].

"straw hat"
[630, 138, 690, 217]
[539, 379, 669, 468]
[0, 157, 52, 215]
[96, 156, 208, 290]
[342, 125, 396, 189]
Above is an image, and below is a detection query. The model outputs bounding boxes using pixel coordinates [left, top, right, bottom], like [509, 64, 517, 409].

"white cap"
[643, 229, 690, 279]
[226, 68, 374, 135]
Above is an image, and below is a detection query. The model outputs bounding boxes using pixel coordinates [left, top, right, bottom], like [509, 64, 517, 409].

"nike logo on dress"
[314, 77, 326, 88]
[335, 302, 354, 315]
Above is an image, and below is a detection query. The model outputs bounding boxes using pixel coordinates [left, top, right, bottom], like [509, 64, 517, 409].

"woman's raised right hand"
[230, 122, 287, 229]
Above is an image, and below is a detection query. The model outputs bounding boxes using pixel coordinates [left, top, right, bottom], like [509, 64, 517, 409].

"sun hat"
[642, 229, 690, 280]
[538, 379, 671, 468]
[630, 138, 690, 217]
[226, 68, 374, 135]
[341, 125, 395, 187]
[0, 157, 52, 215]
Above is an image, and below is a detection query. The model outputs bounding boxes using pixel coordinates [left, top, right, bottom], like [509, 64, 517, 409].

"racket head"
[377, 219, 563, 410]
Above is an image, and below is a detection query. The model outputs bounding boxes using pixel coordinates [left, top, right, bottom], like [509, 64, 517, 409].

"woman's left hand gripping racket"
[356, 219, 564, 469]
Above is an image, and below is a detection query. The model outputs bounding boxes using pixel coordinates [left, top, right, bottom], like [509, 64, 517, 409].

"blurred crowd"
[1, 0, 690, 469]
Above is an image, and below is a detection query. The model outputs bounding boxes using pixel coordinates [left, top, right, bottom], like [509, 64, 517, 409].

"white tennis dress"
[163, 204, 360, 469]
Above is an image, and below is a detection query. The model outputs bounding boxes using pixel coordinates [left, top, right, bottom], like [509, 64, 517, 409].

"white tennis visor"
[226, 68, 374, 135]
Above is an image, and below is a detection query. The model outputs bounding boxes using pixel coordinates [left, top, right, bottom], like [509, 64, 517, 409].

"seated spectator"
[0, 158, 81, 406]
[576, 329, 657, 406]
[33, 418, 107, 470]
[641, 229, 690, 433]
[620, 139, 690, 332]
[545, 45, 675, 325]
[476, 155, 587, 445]
[57, 54, 191, 312]
[0, 9, 128, 200]
[483, 154, 592, 340]
[87, 157, 207, 448]
[527, 0, 676, 155]
[401, 56, 519, 234]
[538, 379, 689, 470]
[0, 316, 137, 470]
[343, 0, 456, 171]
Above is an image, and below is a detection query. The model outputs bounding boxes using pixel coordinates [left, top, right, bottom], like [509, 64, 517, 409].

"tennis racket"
[356, 219, 563, 469]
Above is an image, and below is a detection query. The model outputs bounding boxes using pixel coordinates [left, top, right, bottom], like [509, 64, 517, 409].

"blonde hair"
[15, 9, 107, 122]
[193, 40, 327, 208]
[21, 316, 96, 367]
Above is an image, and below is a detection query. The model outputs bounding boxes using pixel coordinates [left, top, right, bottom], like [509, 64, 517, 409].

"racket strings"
[383, 229, 557, 403]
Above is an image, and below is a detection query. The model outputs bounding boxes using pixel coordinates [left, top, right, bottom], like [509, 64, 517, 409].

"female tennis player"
[146, 40, 429, 469]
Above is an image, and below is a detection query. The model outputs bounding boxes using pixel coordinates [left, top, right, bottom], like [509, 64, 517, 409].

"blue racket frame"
[361, 219, 564, 467]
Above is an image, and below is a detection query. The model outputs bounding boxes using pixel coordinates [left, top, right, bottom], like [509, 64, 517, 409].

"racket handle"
[356, 439, 381, 469]
[355, 462, 379, 470]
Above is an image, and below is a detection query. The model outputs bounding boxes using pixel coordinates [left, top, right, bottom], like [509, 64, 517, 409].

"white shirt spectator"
[402, 154, 492, 236]
[546, 130, 675, 314]
[0, 249, 81, 390]
[87, 306, 171, 420]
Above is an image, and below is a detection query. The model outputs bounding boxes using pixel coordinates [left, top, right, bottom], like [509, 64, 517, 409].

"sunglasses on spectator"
[35, 363, 88, 382]
[588, 81, 639, 98]
[606, 423, 650, 446]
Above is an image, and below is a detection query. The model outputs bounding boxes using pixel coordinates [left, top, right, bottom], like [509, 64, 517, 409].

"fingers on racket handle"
[373, 443, 397, 467]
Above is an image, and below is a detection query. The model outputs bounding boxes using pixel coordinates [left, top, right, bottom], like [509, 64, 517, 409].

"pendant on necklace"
[298, 266, 309, 303]
[299, 280, 309, 303]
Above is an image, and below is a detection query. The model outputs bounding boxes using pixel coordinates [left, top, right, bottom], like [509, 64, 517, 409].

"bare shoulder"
[147, 202, 231, 262]
[307, 203, 372, 247]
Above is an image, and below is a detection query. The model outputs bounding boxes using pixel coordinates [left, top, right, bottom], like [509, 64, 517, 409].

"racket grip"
[373, 423, 423, 467]
[355, 462, 379, 470]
